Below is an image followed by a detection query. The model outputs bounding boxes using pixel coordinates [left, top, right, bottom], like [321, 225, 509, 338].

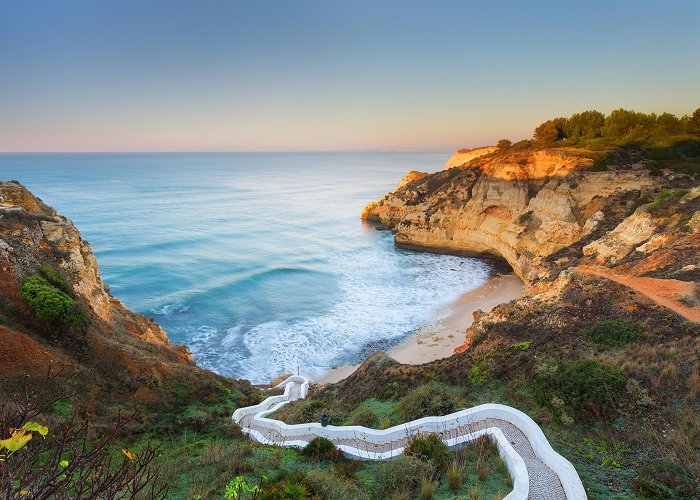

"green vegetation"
[558, 360, 627, 418]
[527, 107, 700, 176]
[405, 434, 449, 467]
[302, 437, 340, 462]
[533, 107, 700, 145]
[146, 419, 509, 499]
[19, 275, 88, 328]
[38, 265, 74, 296]
[582, 319, 644, 347]
[398, 382, 462, 422]
[634, 460, 697, 499]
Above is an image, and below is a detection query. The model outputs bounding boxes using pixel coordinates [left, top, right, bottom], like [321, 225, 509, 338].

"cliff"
[0, 180, 197, 380]
[363, 146, 682, 284]
[0, 180, 265, 433]
[362, 144, 700, 353]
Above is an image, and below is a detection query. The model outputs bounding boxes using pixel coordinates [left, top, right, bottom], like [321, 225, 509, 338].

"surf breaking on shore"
[316, 273, 523, 384]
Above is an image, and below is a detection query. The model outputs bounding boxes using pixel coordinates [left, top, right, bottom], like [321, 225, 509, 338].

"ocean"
[0, 152, 491, 383]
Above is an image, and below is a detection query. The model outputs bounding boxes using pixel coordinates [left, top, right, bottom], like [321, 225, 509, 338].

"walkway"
[233, 376, 587, 500]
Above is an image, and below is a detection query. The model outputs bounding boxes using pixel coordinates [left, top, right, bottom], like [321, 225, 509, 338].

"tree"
[654, 112, 682, 136]
[602, 109, 656, 141]
[563, 110, 604, 141]
[533, 117, 566, 143]
[686, 108, 700, 134]
[496, 139, 512, 149]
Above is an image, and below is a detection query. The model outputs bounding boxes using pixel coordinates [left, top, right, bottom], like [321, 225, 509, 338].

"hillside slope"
[0, 180, 259, 431]
[294, 142, 700, 498]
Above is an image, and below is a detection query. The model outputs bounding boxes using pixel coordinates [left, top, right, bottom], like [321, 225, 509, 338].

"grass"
[128, 420, 511, 499]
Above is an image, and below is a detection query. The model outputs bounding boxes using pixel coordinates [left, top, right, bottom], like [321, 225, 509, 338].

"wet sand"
[316, 274, 523, 384]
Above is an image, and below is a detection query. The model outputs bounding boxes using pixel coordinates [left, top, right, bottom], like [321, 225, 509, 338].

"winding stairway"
[233, 376, 587, 500]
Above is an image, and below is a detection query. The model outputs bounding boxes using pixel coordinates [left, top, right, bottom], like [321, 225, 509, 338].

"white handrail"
[233, 375, 586, 500]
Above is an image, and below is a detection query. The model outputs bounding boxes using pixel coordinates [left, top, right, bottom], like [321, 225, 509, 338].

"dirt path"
[576, 266, 700, 323]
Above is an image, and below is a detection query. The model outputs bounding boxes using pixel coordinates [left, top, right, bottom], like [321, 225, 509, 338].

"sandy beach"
[316, 273, 523, 384]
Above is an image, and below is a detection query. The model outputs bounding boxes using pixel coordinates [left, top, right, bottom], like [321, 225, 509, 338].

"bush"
[349, 405, 378, 428]
[582, 319, 643, 347]
[38, 266, 74, 296]
[301, 437, 339, 462]
[419, 476, 438, 500]
[634, 460, 697, 499]
[398, 382, 461, 422]
[558, 359, 627, 417]
[304, 468, 360, 500]
[373, 454, 435, 497]
[405, 434, 449, 467]
[19, 276, 88, 328]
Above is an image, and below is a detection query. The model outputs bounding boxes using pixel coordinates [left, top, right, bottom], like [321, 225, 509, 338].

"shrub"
[634, 460, 697, 499]
[582, 319, 643, 347]
[0, 375, 166, 498]
[304, 468, 360, 500]
[301, 437, 338, 462]
[405, 434, 449, 467]
[374, 455, 435, 497]
[398, 382, 461, 422]
[38, 266, 74, 296]
[19, 276, 88, 328]
[496, 139, 512, 149]
[558, 359, 627, 417]
[419, 476, 438, 500]
[447, 460, 462, 491]
[478, 463, 490, 481]
[349, 405, 377, 428]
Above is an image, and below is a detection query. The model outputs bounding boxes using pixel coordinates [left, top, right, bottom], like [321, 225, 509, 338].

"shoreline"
[316, 273, 523, 384]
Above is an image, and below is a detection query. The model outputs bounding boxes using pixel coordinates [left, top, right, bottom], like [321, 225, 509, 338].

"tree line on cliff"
[531, 108, 700, 145]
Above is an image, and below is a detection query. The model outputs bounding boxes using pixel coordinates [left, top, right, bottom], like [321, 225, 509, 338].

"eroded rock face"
[0, 181, 191, 369]
[443, 146, 497, 169]
[583, 212, 658, 264]
[363, 147, 656, 283]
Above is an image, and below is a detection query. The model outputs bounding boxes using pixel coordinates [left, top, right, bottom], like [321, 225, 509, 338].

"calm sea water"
[0, 152, 490, 383]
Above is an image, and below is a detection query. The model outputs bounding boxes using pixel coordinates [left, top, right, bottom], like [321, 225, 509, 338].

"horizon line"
[0, 148, 459, 155]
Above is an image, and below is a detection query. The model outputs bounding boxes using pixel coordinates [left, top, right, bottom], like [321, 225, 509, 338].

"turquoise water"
[0, 152, 490, 383]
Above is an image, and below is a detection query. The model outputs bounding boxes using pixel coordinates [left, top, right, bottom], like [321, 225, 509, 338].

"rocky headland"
[0, 180, 259, 433]
[283, 128, 700, 498]
[361, 143, 700, 350]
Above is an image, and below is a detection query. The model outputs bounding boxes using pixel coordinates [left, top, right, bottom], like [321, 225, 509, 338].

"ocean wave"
[182, 246, 490, 384]
[150, 302, 191, 316]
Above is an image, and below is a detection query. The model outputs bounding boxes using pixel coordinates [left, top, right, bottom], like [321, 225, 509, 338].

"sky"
[1, 1, 699, 152]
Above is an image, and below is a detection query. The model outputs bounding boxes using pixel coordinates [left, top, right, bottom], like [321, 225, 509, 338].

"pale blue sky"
[1, 1, 698, 151]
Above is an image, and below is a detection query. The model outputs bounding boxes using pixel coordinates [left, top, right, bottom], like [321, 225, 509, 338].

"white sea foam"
[150, 302, 191, 316]
[188, 244, 490, 384]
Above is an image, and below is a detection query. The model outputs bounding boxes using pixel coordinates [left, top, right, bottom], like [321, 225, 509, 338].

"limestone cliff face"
[363, 147, 656, 283]
[0, 180, 192, 377]
[364, 146, 700, 356]
[443, 146, 497, 170]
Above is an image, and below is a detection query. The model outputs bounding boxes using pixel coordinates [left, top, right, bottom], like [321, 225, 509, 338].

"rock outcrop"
[363, 147, 657, 283]
[443, 146, 497, 169]
[364, 145, 700, 358]
[0, 180, 192, 379]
